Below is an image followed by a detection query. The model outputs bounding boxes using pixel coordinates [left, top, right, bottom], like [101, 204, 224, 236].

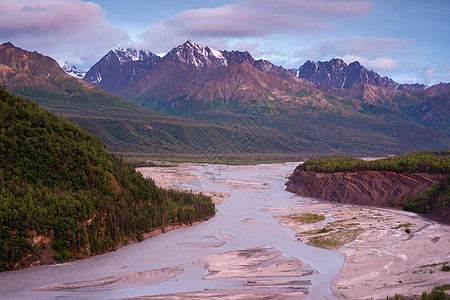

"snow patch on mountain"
[169, 40, 229, 69]
[62, 62, 86, 79]
[113, 48, 159, 65]
[206, 46, 224, 59]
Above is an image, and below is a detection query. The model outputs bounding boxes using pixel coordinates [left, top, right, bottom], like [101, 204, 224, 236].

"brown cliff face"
[286, 170, 445, 207]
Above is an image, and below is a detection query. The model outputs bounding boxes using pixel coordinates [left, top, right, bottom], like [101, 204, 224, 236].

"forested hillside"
[0, 88, 215, 271]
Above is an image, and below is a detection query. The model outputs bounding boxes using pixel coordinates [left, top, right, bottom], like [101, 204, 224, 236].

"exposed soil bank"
[286, 170, 445, 208]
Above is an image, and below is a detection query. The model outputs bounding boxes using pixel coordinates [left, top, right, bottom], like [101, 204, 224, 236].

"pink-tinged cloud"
[319, 37, 411, 57]
[341, 55, 399, 71]
[424, 68, 437, 80]
[0, 0, 128, 66]
[367, 57, 399, 71]
[138, 0, 372, 52]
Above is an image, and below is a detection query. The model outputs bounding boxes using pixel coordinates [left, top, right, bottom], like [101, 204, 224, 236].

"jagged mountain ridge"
[290, 58, 428, 91]
[1, 41, 448, 157]
[85, 40, 310, 100]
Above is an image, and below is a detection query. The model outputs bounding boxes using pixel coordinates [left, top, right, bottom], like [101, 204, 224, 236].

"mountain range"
[1, 41, 449, 159]
[0, 42, 303, 161]
[289, 58, 428, 91]
[82, 40, 449, 155]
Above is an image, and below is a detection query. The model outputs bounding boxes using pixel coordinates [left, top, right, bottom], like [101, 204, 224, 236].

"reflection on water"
[0, 163, 344, 299]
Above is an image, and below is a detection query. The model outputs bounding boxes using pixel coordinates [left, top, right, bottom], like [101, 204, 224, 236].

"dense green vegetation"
[0, 88, 215, 271]
[299, 151, 449, 174]
[298, 151, 450, 214]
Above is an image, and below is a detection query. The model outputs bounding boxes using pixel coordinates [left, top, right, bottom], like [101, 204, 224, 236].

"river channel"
[0, 163, 344, 299]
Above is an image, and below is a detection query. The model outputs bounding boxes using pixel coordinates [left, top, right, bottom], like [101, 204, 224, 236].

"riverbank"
[275, 203, 450, 299]
[137, 165, 230, 205]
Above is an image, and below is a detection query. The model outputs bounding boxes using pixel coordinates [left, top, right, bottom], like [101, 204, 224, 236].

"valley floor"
[142, 164, 450, 299]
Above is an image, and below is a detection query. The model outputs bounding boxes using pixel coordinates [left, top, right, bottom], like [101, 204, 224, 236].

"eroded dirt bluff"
[285, 169, 445, 207]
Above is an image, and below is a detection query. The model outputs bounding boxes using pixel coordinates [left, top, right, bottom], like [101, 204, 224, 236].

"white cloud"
[341, 55, 399, 71]
[366, 57, 399, 71]
[0, 0, 128, 68]
[318, 37, 411, 59]
[424, 67, 436, 80]
[137, 0, 372, 53]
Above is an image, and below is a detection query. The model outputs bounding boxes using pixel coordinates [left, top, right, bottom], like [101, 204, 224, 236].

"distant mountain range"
[82, 40, 449, 107]
[289, 59, 428, 91]
[1, 41, 449, 158]
[1, 42, 303, 159]
[80, 40, 449, 155]
[84, 40, 310, 101]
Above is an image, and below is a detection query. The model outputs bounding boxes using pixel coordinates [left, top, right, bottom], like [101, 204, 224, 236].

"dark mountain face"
[84, 47, 162, 97]
[291, 59, 426, 91]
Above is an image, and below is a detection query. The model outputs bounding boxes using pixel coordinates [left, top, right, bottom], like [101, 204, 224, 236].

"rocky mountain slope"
[84, 47, 161, 96]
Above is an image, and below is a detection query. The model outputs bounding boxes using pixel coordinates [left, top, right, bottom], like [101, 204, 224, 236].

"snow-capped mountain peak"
[111, 47, 159, 64]
[167, 40, 228, 68]
[62, 62, 86, 79]
[83, 47, 162, 94]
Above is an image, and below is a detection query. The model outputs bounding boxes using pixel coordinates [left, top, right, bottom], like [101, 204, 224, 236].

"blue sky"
[0, 0, 449, 85]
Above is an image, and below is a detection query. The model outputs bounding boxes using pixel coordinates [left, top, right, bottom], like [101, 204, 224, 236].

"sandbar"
[275, 204, 450, 299]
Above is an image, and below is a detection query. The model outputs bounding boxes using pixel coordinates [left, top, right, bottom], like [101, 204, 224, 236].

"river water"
[0, 163, 344, 299]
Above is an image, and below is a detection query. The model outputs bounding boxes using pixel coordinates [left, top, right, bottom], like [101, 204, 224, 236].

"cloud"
[0, 0, 128, 67]
[318, 37, 411, 58]
[424, 67, 436, 81]
[137, 0, 372, 52]
[342, 55, 399, 71]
